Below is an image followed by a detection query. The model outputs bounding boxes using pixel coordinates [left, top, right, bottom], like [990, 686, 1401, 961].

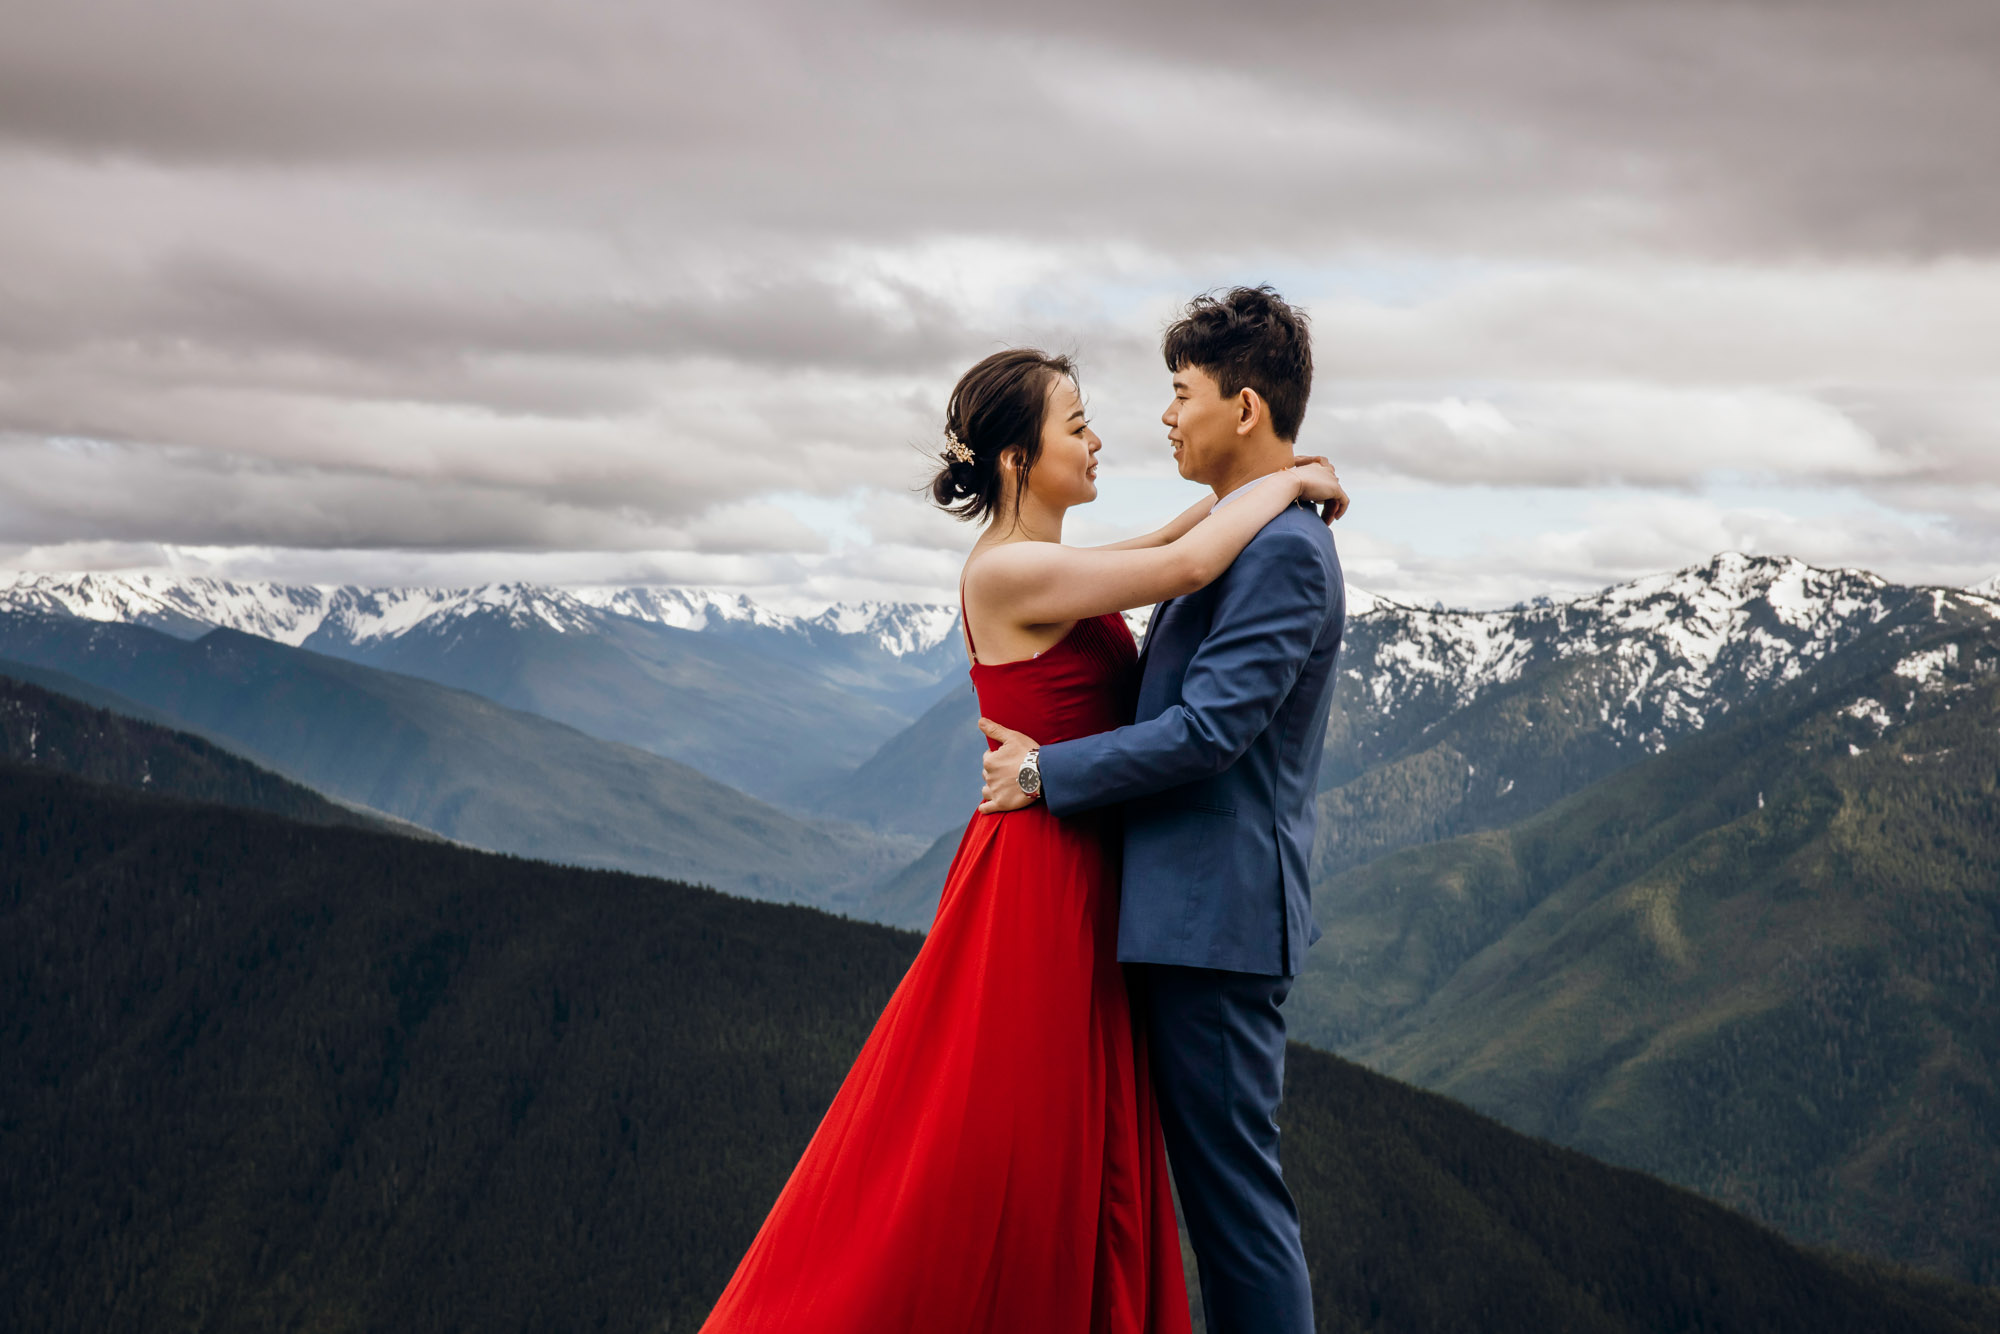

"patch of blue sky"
[761, 490, 874, 548]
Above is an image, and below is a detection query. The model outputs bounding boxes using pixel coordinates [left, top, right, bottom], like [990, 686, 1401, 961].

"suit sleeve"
[1039, 524, 1331, 817]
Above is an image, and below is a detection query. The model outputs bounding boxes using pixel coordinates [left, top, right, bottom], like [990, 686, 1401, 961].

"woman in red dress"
[699, 349, 1346, 1334]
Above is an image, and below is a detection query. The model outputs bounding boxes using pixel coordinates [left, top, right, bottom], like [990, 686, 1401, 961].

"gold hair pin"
[942, 429, 975, 465]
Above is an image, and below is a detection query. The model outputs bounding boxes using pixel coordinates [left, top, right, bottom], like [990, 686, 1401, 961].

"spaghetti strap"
[957, 579, 979, 666]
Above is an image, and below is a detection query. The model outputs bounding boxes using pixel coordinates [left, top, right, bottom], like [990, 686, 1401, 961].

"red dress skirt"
[699, 612, 1189, 1334]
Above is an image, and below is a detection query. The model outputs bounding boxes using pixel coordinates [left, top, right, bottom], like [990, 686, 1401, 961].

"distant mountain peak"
[570, 586, 802, 635]
[1335, 553, 1950, 761]
[0, 570, 336, 645]
[804, 601, 960, 656]
[3, 556, 1984, 671]
[0, 573, 960, 660]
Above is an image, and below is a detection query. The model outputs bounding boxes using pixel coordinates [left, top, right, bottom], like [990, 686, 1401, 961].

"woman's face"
[1018, 376, 1100, 512]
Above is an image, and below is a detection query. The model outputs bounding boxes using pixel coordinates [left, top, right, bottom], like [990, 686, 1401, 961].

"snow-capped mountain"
[1341, 552, 1936, 754]
[4, 555, 1990, 825]
[802, 601, 963, 659]
[569, 586, 813, 636]
[7, 558, 1989, 717]
[572, 586, 965, 661]
[0, 574, 972, 802]
[0, 571, 340, 646]
[1310, 551, 1998, 877]
[0, 574, 960, 661]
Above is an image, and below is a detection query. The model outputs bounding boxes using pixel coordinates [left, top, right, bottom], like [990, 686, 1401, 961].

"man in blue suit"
[978, 286, 1343, 1334]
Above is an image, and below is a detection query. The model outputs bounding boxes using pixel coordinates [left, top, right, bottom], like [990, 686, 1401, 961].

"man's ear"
[1235, 388, 1265, 437]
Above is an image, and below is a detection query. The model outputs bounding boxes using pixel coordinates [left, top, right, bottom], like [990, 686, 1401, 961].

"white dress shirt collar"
[1208, 469, 1284, 513]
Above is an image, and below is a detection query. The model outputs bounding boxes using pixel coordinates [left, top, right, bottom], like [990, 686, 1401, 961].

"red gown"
[699, 611, 1190, 1334]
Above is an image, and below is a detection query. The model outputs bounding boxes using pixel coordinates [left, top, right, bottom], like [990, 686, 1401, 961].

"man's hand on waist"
[977, 718, 1043, 814]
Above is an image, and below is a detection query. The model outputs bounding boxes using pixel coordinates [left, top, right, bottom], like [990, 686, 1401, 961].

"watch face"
[1019, 765, 1041, 796]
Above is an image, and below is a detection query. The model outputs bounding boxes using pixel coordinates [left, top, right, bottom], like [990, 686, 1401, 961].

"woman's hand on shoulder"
[1290, 455, 1349, 523]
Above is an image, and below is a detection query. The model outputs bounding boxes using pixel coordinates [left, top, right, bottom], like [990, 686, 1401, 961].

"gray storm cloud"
[1, 0, 1996, 599]
[7, 1, 1996, 250]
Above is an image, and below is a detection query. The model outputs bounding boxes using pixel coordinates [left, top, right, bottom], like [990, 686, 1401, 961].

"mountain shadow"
[3, 764, 1995, 1333]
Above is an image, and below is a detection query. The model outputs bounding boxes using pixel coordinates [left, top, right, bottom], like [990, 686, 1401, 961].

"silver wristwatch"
[1018, 748, 1042, 798]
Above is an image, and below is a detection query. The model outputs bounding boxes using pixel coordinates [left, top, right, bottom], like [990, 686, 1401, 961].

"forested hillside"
[0, 764, 918, 1332]
[4, 765, 1996, 1332]
[1291, 610, 2000, 1282]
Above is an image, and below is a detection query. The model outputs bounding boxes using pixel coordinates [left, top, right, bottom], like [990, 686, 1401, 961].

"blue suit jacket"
[1039, 501, 1344, 976]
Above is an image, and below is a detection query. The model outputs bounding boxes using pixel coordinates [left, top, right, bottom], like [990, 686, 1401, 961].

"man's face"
[1162, 363, 1237, 488]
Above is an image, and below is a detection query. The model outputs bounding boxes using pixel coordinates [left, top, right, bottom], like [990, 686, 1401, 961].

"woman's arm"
[1087, 494, 1216, 552]
[967, 461, 1341, 626]
[1084, 455, 1344, 552]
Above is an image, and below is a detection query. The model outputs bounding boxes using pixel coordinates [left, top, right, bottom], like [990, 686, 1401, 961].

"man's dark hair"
[1162, 285, 1313, 442]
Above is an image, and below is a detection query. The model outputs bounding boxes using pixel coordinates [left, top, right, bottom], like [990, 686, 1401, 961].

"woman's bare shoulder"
[962, 540, 1067, 592]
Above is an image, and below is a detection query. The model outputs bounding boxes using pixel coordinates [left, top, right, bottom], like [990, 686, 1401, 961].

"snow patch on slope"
[1894, 643, 1959, 687]
[1843, 697, 1894, 731]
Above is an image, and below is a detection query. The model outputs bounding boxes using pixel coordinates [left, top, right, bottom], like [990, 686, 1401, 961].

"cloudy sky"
[3, 0, 1997, 609]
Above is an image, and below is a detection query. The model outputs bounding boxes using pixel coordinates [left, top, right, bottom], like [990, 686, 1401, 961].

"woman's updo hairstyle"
[930, 347, 1078, 525]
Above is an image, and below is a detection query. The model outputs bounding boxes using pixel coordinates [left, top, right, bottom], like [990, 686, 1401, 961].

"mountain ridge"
[0, 572, 963, 660]
[0, 670, 406, 834]
[13, 555, 1998, 889]
[0, 615, 912, 904]
[0, 574, 968, 798]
